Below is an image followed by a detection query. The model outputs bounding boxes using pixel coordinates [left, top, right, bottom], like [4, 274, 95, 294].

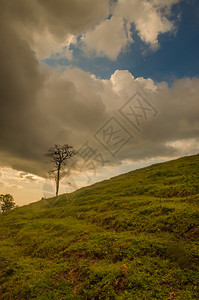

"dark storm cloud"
[0, 9, 46, 167]
[0, 0, 110, 176]
[4, 0, 110, 58]
[3, 0, 110, 35]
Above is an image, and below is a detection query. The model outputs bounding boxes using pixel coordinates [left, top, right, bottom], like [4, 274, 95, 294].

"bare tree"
[45, 144, 76, 197]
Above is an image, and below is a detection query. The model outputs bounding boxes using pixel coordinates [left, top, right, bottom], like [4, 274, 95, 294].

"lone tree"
[0, 194, 16, 212]
[45, 144, 76, 197]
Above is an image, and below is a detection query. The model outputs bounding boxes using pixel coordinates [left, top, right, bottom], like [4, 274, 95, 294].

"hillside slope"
[0, 154, 199, 299]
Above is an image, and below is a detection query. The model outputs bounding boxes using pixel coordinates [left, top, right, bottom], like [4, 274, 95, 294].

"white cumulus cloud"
[81, 0, 181, 59]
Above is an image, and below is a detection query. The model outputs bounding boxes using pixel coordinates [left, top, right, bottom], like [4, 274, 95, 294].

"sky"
[0, 0, 199, 206]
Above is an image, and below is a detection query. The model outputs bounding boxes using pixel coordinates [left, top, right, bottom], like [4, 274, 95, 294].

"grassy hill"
[0, 154, 199, 299]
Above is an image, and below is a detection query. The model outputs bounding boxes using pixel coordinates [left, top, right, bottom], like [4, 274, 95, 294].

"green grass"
[0, 154, 199, 299]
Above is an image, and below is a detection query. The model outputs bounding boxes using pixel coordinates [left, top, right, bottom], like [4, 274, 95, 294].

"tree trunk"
[56, 164, 60, 197]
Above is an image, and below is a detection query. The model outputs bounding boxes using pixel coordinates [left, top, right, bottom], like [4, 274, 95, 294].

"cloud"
[0, 0, 198, 182]
[0, 179, 21, 189]
[81, 16, 133, 60]
[92, 72, 199, 166]
[18, 172, 39, 182]
[81, 0, 180, 59]
[7, 0, 110, 59]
